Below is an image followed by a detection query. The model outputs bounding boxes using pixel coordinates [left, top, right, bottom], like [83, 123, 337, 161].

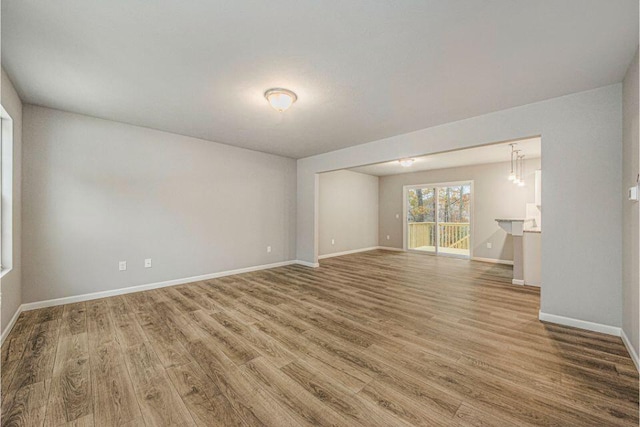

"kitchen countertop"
[524, 227, 541, 233]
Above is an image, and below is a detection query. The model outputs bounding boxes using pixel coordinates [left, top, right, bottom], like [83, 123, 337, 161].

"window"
[1, 105, 13, 276]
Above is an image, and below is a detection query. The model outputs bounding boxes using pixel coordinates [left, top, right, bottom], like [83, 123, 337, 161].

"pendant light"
[513, 150, 521, 184]
[517, 154, 526, 187]
[508, 144, 517, 181]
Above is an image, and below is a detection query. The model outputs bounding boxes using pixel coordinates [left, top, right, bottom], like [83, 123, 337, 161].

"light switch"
[119, 261, 127, 271]
[629, 185, 639, 202]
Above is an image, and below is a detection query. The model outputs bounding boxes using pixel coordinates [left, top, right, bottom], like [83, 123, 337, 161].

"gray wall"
[319, 170, 378, 256]
[1, 69, 23, 335]
[22, 105, 297, 303]
[298, 85, 623, 328]
[379, 159, 540, 261]
[622, 49, 639, 357]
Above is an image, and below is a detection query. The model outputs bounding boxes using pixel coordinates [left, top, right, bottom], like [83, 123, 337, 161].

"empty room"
[1, 1, 639, 426]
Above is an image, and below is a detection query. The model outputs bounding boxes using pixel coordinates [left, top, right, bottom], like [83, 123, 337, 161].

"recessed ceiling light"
[399, 158, 415, 167]
[264, 88, 297, 112]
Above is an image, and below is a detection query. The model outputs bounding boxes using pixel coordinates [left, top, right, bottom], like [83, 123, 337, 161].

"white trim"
[21, 260, 296, 312]
[471, 256, 514, 266]
[376, 246, 404, 252]
[295, 260, 320, 268]
[1, 304, 23, 345]
[621, 329, 639, 371]
[511, 279, 525, 286]
[0, 266, 13, 279]
[318, 246, 380, 259]
[538, 311, 621, 336]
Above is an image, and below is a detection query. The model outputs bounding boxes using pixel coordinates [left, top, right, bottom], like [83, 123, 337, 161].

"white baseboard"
[294, 260, 320, 268]
[318, 246, 381, 260]
[621, 328, 639, 371]
[471, 256, 514, 266]
[1, 304, 24, 345]
[21, 260, 297, 312]
[539, 311, 621, 336]
[376, 246, 404, 252]
[511, 279, 525, 286]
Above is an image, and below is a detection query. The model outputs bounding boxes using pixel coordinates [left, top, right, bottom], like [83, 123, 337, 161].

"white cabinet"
[535, 170, 542, 206]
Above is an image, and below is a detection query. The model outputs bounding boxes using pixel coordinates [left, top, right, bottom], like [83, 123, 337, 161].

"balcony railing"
[408, 222, 470, 250]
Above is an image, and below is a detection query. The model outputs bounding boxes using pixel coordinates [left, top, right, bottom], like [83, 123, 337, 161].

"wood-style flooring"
[1, 250, 638, 426]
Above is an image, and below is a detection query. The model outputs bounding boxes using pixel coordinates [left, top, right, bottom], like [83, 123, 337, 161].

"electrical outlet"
[486, 242, 492, 249]
[331, 239, 335, 245]
[267, 246, 272, 253]
[145, 258, 152, 268]
[395, 213, 400, 219]
[386, 235, 390, 240]
[119, 261, 127, 271]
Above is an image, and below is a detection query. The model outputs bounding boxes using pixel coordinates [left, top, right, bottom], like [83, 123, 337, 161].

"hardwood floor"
[1, 250, 638, 426]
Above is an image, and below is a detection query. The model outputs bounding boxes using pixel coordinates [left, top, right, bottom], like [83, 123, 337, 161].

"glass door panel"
[407, 187, 436, 252]
[437, 184, 471, 257]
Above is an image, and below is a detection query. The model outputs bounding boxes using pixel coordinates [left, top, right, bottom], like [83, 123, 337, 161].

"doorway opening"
[403, 181, 472, 258]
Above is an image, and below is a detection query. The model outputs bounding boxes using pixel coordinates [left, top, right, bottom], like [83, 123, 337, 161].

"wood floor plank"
[59, 302, 87, 337]
[123, 341, 195, 426]
[187, 310, 259, 366]
[185, 337, 299, 426]
[280, 359, 408, 427]
[210, 311, 297, 368]
[1, 250, 637, 426]
[85, 300, 117, 347]
[46, 333, 92, 425]
[5, 318, 60, 398]
[453, 403, 519, 427]
[106, 296, 146, 348]
[1, 380, 50, 427]
[133, 304, 194, 368]
[89, 342, 141, 426]
[166, 361, 246, 426]
[242, 357, 348, 426]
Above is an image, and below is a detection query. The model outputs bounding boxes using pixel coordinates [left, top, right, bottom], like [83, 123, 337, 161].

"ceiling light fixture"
[508, 144, 517, 181]
[399, 158, 415, 167]
[264, 88, 297, 112]
[512, 149, 522, 184]
[517, 154, 526, 187]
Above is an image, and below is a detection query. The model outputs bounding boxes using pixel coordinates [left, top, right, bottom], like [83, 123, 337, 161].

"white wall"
[378, 159, 540, 261]
[622, 49, 639, 360]
[22, 105, 297, 304]
[298, 84, 622, 329]
[319, 170, 378, 256]
[1, 69, 23, 337]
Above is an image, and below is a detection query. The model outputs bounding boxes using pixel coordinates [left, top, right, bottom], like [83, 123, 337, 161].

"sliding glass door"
[405, 182, 472, 258]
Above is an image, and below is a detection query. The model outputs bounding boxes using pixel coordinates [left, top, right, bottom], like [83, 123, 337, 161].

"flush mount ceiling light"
[399, 158, 415, 167]
[264, 88, 297, 112]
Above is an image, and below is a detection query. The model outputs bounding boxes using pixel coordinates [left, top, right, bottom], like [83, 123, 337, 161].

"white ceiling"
[350, 137, 541, 176]
[2, 1, 637, 159]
